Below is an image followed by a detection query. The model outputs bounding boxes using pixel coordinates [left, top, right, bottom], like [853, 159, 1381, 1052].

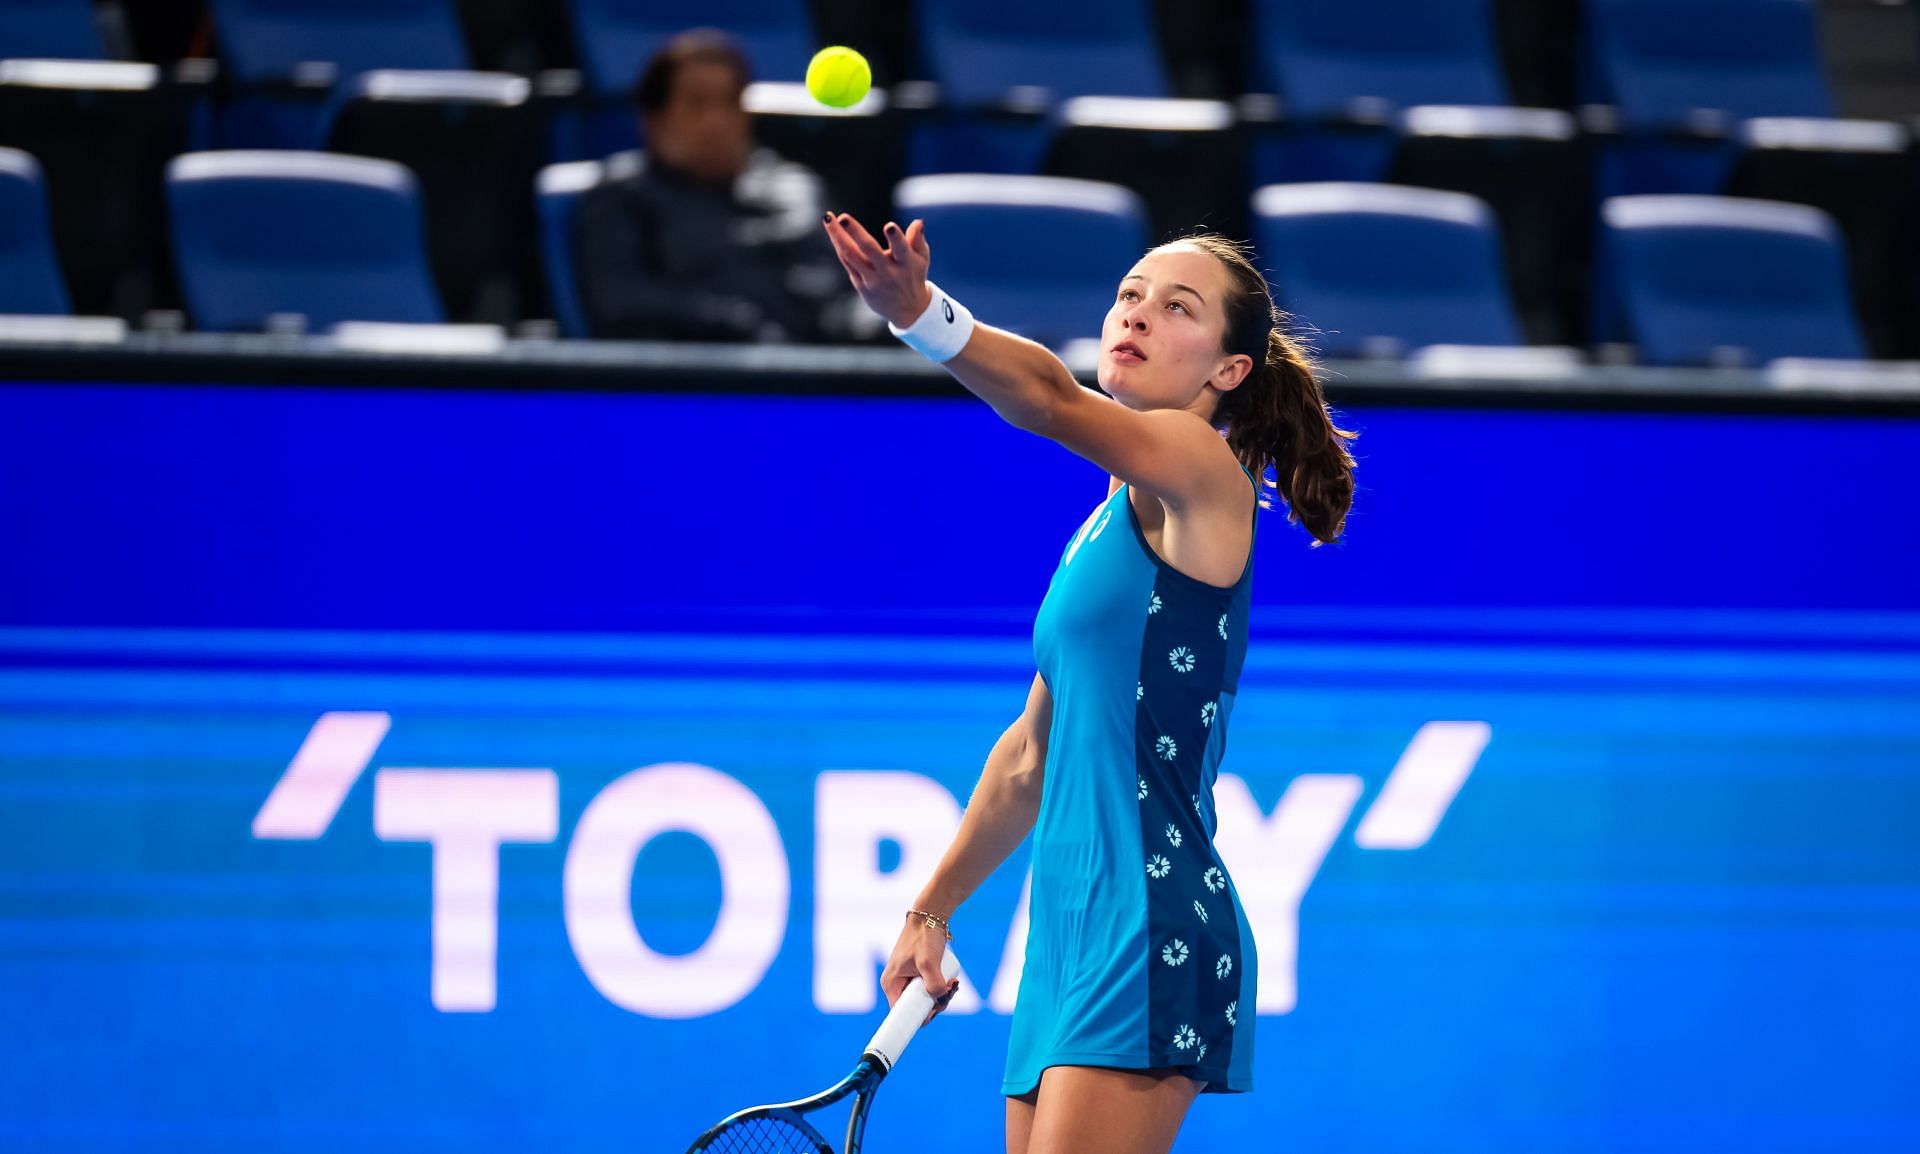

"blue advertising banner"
[1, 383, 1917, 1152]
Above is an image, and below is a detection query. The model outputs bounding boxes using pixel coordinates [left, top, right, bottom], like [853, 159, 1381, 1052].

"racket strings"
[702, 1116, 831, 1154]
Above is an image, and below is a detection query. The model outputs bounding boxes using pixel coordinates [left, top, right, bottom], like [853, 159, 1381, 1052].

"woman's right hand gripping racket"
[685, 948, 961, 1154]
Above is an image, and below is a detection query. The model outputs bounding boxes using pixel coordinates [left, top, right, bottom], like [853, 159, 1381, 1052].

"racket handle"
[862, 947, 960, 1073]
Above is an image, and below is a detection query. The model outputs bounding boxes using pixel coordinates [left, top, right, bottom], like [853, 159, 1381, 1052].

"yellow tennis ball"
[806, 46, 871, 109]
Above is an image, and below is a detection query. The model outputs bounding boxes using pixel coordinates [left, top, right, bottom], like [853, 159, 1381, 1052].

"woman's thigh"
[1020, 1066, 1203, 1154]
[1005, 1085, 1039, 1154]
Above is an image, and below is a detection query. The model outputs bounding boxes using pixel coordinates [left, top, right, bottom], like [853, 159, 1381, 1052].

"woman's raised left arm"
[822, 212, 1238, 511]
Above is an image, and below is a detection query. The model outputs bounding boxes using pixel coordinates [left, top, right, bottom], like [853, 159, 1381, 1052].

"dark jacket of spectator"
[573, 148, 863, 343]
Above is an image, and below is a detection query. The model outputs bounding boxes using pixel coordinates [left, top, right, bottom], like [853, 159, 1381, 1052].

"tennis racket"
[684, 947, 961, 1154]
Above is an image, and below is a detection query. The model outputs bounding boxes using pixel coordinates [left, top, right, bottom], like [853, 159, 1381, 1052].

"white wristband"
[888, 282, 975, 363]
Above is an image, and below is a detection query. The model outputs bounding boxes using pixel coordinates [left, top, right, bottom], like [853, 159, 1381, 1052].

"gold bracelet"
[906, 907, 953, 940]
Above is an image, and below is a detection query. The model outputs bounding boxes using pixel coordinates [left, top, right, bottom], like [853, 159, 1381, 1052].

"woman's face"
[1097, 245, 1248, 416]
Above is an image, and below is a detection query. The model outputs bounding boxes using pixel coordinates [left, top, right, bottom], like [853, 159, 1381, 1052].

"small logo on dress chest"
[1061, 504, 1114, 568]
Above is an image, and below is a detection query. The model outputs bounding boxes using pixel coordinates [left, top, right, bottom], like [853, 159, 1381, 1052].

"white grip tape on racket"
[862, 948, 961, 1073]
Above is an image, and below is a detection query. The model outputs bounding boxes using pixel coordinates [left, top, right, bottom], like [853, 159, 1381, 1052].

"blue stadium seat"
[568, 0, 814, 97]
[1583, 0, 1832, 127]
[907, 1, 1172, 180]
[1247, 0, 1510, 117]
[0, 147, 70, 314]
[1253, 183, 1524, 358]
[206, 0, 472, 82]
[208, 0, 503, 151]
[893, 174, 1148, 349]
[0, 0, 103, 59]
[1579, 1, 1908, 354]
[916, 0, 1169, 106]
[1601, 195, 1865, 366]
[200, 4, 544, 322]
[167, 151, 445, 331]
[1240, 0, 1583, 346]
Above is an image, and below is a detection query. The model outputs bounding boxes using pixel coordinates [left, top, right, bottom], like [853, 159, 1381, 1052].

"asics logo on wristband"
[890, 281, 975, 363]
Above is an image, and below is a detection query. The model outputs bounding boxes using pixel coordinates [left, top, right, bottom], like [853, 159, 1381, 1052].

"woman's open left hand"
[823, 213, 932, 329]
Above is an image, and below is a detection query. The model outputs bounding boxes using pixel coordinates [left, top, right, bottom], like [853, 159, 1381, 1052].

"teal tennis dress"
[1003, 470, 1259, 1096]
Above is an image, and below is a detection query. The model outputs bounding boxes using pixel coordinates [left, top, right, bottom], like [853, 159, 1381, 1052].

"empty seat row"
[876, 175, 1871, 370]
[0, 0, 1871, 111]
[0, 0, 1888, 149]
[0, 145, 1883, 372]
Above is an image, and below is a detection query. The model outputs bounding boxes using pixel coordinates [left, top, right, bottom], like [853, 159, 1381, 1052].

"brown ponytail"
[1174, 234, 1358, 547]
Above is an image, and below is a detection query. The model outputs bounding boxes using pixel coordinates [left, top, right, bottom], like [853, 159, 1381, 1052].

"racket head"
[685, 1061, 882, 1154]
[687, 1107, 832, 1154]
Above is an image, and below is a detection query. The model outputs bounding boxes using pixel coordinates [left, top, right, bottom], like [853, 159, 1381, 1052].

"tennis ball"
[806, 46, 872, 109]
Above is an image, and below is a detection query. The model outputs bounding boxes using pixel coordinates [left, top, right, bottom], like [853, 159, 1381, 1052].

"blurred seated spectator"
[574, 29, 875, 343]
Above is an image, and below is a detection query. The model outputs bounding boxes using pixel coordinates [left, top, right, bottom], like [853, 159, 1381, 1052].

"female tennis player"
[823, 211, 1357, 1154]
